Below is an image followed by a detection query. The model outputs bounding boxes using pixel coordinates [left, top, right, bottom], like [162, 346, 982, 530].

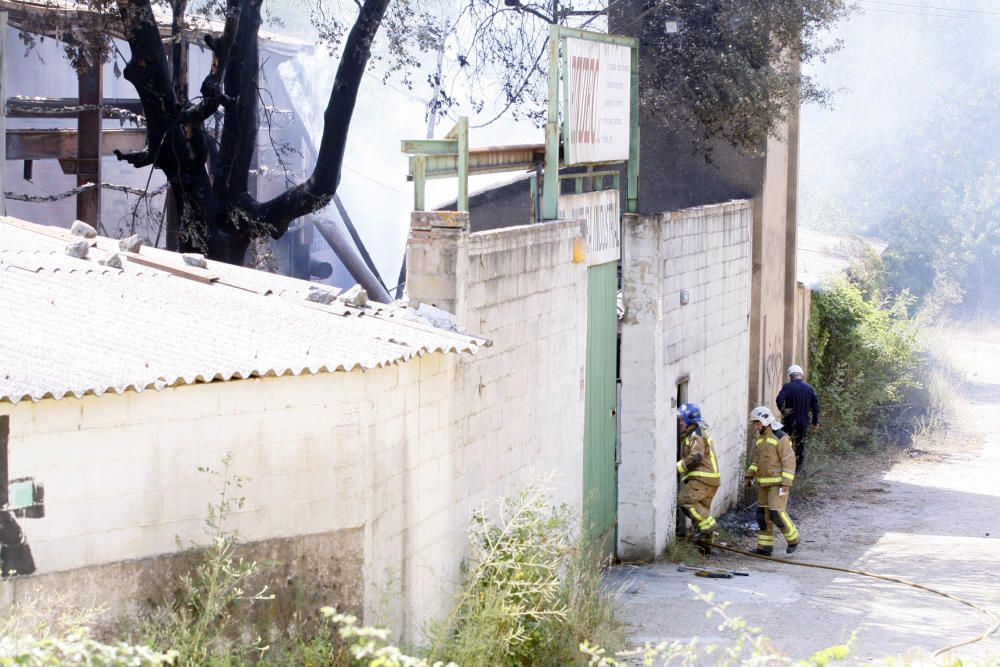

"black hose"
[710, 542, 1000, 658]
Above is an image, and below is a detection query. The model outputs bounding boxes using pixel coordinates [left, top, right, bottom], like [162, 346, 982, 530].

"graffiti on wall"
[763, 334, 784, 406]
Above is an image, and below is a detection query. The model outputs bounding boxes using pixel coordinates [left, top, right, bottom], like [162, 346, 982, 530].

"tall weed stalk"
[140, 454, 272, 665]
[426, 485, 624, 667]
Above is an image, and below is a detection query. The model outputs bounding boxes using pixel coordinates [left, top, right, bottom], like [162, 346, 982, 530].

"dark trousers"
[786, 423, 808, 470]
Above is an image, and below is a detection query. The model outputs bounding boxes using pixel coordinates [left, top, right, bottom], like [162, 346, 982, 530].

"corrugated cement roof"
[0, 217, 486, 404]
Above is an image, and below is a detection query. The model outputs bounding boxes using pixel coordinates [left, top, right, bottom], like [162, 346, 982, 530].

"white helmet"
[787, 364, 804, 377]
[749, 406, 781, 429]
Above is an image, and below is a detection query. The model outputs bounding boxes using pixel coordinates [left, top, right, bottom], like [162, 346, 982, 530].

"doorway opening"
[675, 377, 689, 537]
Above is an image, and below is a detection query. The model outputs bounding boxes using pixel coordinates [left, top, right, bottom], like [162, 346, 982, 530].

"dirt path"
[608, 326, 1000, 663]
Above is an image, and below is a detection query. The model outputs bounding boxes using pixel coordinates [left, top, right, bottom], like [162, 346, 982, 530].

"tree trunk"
[114, 0, 392, 264]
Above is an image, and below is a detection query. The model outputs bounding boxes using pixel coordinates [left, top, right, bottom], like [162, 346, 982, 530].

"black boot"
[786, 542, 799, 554]
[752, 547, 773, 556]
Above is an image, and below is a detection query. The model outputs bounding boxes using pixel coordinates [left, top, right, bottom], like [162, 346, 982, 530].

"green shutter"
[583, 261, 618, 560]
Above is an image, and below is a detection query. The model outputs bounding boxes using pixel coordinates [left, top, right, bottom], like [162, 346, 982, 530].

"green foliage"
[639, 0, 851, 159]
[800, 11, 1000, 316]
[808, 253, 921, 453]
[0, 628, 177, 666]
[139, 455, 273, 666]
[320, 609, 454, 667]
[426, 486, 624, 667]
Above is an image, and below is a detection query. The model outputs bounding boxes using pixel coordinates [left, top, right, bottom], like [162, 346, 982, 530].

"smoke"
[799, 2, 1000, 314]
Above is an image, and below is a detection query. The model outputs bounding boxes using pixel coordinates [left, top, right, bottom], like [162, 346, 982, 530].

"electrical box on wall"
[8, 478, 44, 519]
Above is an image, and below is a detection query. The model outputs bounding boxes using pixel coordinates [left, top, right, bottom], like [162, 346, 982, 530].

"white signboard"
[564, 37, 632, 165]
[559, 190, 621, 266]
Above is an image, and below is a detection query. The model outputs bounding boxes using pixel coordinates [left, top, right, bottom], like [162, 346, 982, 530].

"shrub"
[809, 252, 921, 453]
[138, 456, 272, 666]
[0, 627, 176, 666]
[426, 486, 624, 667]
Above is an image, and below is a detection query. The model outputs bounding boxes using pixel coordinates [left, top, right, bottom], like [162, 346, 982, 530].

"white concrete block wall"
[619, 201, 752, 561]
[454, 221, 588, 517]
[0, 215, 591, 642]
[0, 371, 380, 576]
[362, 352, 466, 639]
[0, 352, 464, 639]
[618, 213, 665, 561]
[390, 217, 589, 640]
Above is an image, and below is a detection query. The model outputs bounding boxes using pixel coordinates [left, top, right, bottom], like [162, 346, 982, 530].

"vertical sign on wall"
[559, 190, 621, 266]
[563, 38, 632, 165]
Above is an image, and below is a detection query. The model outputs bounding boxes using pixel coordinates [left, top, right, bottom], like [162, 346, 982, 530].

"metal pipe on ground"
[311, 215, 392, 304]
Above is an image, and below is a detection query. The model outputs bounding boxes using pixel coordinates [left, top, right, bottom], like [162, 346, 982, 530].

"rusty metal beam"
[6, 97, 144, 118]
[77, 55, 103, 225]
[5, 128, 146, 160]
[0, 11, 6, 217]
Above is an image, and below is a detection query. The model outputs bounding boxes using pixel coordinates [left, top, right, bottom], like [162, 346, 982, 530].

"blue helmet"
[676, 403, 703, 427]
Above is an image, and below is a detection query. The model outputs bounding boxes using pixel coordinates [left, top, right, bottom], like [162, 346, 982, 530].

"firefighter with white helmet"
[745, 406, 801, 555]
[676, 403, 721, 550]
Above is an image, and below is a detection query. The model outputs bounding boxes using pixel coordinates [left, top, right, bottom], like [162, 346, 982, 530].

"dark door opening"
[675, 377, 689, 537]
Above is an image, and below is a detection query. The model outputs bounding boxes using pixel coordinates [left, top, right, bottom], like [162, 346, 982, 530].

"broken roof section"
[0, 217, 487, 404]
[0, 0, 313, 53]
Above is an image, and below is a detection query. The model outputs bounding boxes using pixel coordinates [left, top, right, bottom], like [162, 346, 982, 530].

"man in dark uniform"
[776, 364, 820, 471]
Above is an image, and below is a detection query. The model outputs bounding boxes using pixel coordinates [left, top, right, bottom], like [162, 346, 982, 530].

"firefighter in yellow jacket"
[676, 403, 720, 545]
[745, 406, 801, 555]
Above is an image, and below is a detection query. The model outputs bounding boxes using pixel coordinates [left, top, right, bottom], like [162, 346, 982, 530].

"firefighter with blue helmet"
[676, 403, 721, 547]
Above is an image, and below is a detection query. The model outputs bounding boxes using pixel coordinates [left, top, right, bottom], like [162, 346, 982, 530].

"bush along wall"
[808, 253, 922, 454]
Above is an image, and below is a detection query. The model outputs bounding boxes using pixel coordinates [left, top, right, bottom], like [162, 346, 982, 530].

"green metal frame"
[559, 169, 621, 195]
[401, 27, 639, 219]
[401, 117, 470, 212]
[402, 119, 549, 213]
[543, 25, 640, 220]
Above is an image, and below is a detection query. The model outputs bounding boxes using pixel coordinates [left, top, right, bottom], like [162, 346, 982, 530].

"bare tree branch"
[181, 0, 241, 125]
[258, 0, 392, 233]
[213, 0, 263, 206]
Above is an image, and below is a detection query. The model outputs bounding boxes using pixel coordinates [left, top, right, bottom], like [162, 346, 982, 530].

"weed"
[426, 485, 625, 667]
[0, 628, 177, 666]
[0, 599, 176, 666]
[139, 454, 273, 665]
[810, 269, 921, 454]
[662, 538, 704, 565]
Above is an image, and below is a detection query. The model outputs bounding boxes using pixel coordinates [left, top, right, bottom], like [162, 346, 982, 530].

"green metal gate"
[583, 260, 619, 559]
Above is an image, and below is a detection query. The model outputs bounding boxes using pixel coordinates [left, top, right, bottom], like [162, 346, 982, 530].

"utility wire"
[862, 0, 1000, 16]
[342, 164, 401, 193]
[858, 3, 1000, 20]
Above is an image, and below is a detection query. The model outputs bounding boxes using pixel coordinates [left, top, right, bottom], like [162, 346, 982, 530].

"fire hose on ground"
[699, 541, 1000, 658]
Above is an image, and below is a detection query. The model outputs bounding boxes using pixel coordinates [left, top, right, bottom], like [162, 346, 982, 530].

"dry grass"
[661, 538, 704, 566]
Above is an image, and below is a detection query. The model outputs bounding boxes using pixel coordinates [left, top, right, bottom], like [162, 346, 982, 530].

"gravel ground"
[608, 326, 1000, 664]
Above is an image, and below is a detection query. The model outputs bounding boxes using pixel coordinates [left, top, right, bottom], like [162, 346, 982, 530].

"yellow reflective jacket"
[676, 426, 720, 488]
[747, 427, 796, 487]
